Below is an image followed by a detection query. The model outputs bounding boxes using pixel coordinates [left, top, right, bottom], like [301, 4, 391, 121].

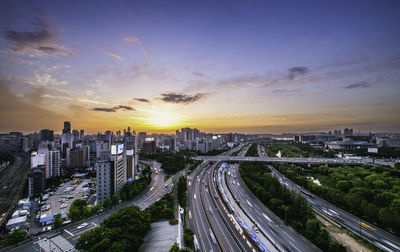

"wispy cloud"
[345, 81, 371, 89]
[4, 15, 72, 56]
[272, 89, 301, 94]
[134, 98, 151, 103]
[192, 72, 205, 78]
[288, 66, 308, 80]
[29, 73, 68, 87]
[42, 94, 107, 105]
[92, 105, 135, 112]
[105, 50, 124, 60]
[125, 35, 150, 63]
[160, 92, 207, 104]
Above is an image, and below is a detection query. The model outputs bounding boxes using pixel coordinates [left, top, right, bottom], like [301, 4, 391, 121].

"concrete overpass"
[194, 155, 383, 166]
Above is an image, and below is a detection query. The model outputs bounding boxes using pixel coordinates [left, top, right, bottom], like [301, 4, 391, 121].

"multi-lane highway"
[257, 144, 267, 157]
[225, 163, 319, 252]
[222, 143, 245, 156]
[188, 161, 252, 252]
[188, 162, 220, 252]
[269, 165, 400, 252]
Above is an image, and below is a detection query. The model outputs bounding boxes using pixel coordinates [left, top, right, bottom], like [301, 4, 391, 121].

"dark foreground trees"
[76, 205, 151, 252]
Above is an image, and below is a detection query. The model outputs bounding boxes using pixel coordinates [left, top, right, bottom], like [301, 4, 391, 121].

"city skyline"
[1, 0, 400, 134]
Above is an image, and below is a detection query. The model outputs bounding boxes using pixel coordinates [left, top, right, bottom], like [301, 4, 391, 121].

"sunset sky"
[1, 0, 399, 134]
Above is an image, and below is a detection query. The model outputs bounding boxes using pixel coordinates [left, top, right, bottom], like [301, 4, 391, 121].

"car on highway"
[77, 223, 88, 229]
[252, 225, 259, 233]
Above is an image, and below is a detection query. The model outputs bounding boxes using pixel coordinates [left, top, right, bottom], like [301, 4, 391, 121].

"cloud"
[92, 107, 117, 112]
[125, 35, 150, 63]
[288, 66, 308, 80]
[0, 79, 64, 132]
[272, 89, 301, 94]
[105, 50, 124, 61]
[192, 72, 205, 78]
[134, 98, 151, 103]
[345, 81, 371, 89]
[4, 16, 71, 56]
[92, 105, 135, 112]
[160, 92, 207, 104]
[29, 73, 68, 87]
[113, 105, 135, 111]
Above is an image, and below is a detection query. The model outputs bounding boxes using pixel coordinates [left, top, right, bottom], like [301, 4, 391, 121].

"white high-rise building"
[47, 150, 60, 178]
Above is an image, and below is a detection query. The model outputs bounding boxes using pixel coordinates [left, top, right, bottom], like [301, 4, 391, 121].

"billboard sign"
[111, 145, 117, 155]
[117, 144, 124, 154]
[368, 148, 378, 153]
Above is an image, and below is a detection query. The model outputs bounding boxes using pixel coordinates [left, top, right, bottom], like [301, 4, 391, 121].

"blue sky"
[0, 0, 399, 133]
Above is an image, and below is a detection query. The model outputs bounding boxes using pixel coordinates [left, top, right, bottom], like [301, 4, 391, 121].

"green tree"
[2, 228, 26, 246]
[52, 213, 63, 229]
[67, 199, 88, 221]
[169, 242, 180, 252]
[183, 228, 194, 250]
[103, 197, 113, 209]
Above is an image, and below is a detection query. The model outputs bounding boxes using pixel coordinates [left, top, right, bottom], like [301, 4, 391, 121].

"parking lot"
[30, 178, 95, 234]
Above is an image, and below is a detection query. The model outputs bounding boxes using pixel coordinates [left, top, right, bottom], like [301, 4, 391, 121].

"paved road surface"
[226, 164, 319, 252]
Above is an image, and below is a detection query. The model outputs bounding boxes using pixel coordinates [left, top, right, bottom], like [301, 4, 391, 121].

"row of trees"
[292, 143, 336, 158]
[239, 162, 346, 252]
[145, 193, 175, 222]
[200, 148, 230, 156]
[177, 176, 187, 208]
[245, 143, 258, 156]
[140, 150, 197, 175]
[274, 163, 400, 236]
[263, 143, 302, 157]
[341, 146, 400, 159]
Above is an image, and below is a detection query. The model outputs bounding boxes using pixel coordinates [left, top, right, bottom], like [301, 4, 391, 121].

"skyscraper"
[63, 121, 71, 134]
[39, 129, 54, 142]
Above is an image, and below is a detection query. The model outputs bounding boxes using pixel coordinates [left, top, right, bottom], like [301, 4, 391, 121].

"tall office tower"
[80, 129, 84, 139]
[344, 128, 354, 137]
[105, 131, 112, 146]
[169, 137, 176, 152]
[72, 130, 80, 141]
[28, 167, 45, 197]
[126, 148, 135, 179]
[39, 129, 54, 142]
[95, 160, 112, 203]
[127, 127, 130, 134]
[67, 147, 86, 168]
[138, 132, 147, 146]
[123, 129, 126, 136]
[112, 145, 127, 194]
[63, 121, 71, 134]
[47, 150, 60, 178]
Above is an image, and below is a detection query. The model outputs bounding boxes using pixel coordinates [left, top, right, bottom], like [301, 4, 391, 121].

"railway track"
[0, 155, 30, 227]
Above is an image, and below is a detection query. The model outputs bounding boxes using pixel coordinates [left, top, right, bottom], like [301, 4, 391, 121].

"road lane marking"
[283, 230, 295, 242]
[262, 213, 272, 223]
[246, 200, 253, 207]
[64, 229, 73, 236]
